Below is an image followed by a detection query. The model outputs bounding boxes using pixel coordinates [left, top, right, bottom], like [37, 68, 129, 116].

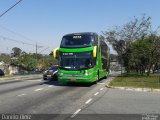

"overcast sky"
[0, 0, 160, 54]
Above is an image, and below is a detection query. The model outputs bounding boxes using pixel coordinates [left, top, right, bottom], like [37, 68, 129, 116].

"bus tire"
[95, 72, 99, 84]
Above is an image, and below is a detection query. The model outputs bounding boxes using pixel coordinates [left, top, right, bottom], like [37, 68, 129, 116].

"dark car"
[43, 65, 58, 80]
[30, 70, 43, 74]
[0, 69, 4, 76]
[155, 69, 160, 73]
[13, 70, 28, 75]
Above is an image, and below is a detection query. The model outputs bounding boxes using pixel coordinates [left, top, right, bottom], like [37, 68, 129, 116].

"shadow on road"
[42, 80, 94, 87]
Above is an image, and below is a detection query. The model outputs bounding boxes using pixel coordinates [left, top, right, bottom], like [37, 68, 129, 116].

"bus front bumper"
[58, 75, 96, 83]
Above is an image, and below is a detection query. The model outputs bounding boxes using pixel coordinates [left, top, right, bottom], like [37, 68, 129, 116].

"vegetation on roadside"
[110, 73, 160, 89]
[101, 14, 160, 76]
[0, 47, 58, 72]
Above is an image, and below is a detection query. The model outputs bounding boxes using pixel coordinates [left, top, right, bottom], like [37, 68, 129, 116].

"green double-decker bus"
[53, 32, 110, 83]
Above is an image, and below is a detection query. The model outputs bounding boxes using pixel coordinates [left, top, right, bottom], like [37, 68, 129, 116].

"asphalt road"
[0, 72, 160, 120]
[0, 74, 109, 120]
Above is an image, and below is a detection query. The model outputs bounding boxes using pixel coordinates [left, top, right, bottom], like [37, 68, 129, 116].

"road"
[0, 74, 109, 120]
[0, 72, 160, 120]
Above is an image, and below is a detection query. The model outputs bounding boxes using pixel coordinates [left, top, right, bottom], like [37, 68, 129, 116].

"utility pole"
[119, 40, 125, 81]
[36, 42, 38, 60]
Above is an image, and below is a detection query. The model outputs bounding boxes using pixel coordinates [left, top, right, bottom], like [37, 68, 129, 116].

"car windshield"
[59, 52, 93, 70]
[49, 66, 58, 71]
[60, 35, 94, 48]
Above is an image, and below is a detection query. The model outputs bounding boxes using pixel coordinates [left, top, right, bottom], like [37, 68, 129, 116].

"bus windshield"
[60, 35, 93, 48]
[59, 52, 93, 70]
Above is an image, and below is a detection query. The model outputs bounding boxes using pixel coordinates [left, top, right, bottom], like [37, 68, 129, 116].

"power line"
[0, 35, 52, 54]
[0, 25, 53, 50]
[38, 47, 50, 54]
[0, 25, 36, 43]
[0, 35, 43, 47]
[0, 0, 53, 54]
[0, 0, 23, 18]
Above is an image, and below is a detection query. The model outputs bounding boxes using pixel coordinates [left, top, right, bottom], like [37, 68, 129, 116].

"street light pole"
[36, 42, 38, 60]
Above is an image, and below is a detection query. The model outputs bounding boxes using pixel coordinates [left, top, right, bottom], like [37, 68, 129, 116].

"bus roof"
[63, 32, 98, 37]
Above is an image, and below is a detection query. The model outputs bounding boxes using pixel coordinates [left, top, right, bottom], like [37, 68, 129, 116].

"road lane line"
[85, 98, 92, 104]
[48, 85, 53, 88]
[71, 109, 81, 118]
[18, 93, 26, 97]
[100, 88, 104, 91]
[97, 83, 105, 85]
[94, 92, 99, 96]
[28, 80, 42, 82]
[34, 88, 44, 91]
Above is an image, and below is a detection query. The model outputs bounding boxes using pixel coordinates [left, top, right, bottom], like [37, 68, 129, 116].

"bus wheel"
[95, 74, 99, 84]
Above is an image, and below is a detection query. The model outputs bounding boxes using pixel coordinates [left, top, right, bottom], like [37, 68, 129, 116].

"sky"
[0, 0, 160, 54]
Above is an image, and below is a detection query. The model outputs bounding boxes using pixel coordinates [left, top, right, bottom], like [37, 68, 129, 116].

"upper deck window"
[60, 35, 94, 48]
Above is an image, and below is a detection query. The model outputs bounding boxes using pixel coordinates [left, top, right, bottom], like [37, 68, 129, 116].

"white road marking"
[94, 92, 99, 96]
[126, 88, 133, 91]
[48, 85, 53, 88]
[28, 80, 42, 82]
[71, 109, 81, 118]
[18, 93, 26, 97]
[34, 88, 44, 91]
[85, 98, 92, 104]
[100, 88, 104, 91]
[134, 88, 143, 92]
[97, 83, 105, 85]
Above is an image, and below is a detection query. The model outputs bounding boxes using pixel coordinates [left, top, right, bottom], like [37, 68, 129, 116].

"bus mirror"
[93, 46, 97, 58]
[53, 48, 59, 59]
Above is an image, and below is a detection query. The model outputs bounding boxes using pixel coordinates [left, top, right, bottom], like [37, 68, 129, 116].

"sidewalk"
[0, 74, 42, 83]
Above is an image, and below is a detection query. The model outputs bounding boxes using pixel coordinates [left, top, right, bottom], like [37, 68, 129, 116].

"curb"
[105, 84, 160, 93]
[105, 74, 160, 93]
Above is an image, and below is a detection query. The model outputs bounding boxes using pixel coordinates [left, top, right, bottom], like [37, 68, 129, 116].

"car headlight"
[53, 71, 58, 75]
[43, 70, 47, 74]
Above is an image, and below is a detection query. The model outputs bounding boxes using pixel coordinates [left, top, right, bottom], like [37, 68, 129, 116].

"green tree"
[11, 47, 22, 57]
[131, 34, 160, 76]
[0, 53, 11, 64]
[19, 54, 37, 71]
[102, 15, 152, 73]
[37, 55, 58, 70]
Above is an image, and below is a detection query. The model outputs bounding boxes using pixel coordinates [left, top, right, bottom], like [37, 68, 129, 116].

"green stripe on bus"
[59, 47, 93, 52]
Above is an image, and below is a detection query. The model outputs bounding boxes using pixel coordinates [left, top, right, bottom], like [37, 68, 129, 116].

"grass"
[109, 73, 160, 89]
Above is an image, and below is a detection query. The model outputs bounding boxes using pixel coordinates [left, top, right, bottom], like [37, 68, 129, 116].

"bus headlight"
[85, 71, 88, 76]
[58, 72, 64, 76]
